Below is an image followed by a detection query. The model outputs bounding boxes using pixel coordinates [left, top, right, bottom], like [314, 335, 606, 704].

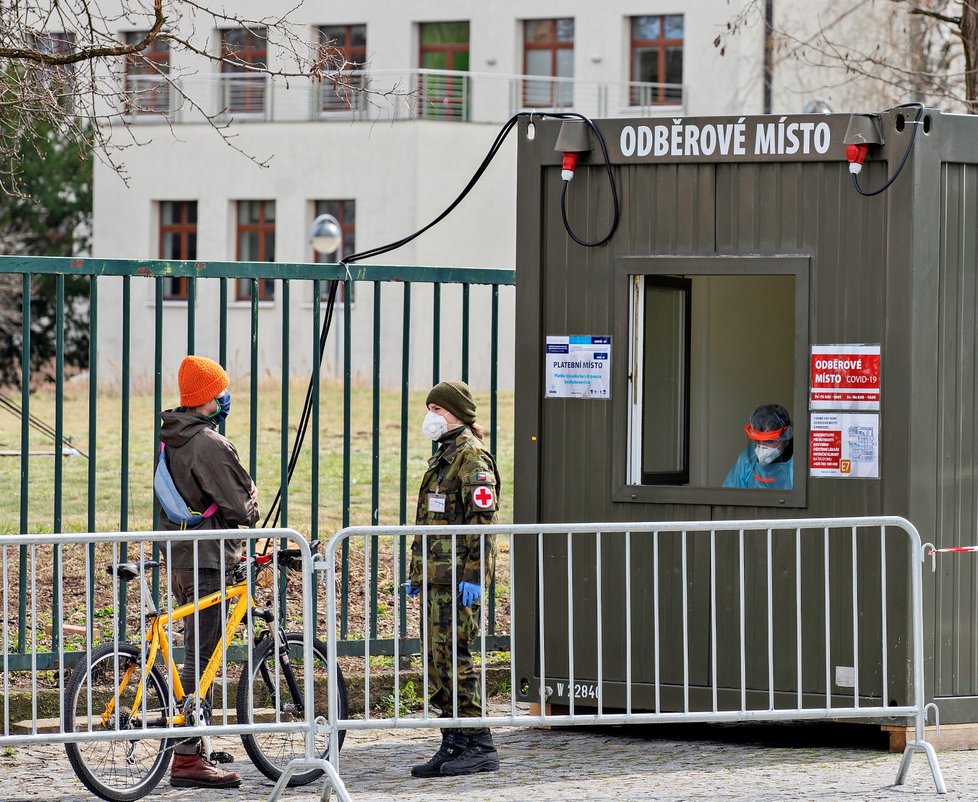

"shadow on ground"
[573, 720, 892, 751]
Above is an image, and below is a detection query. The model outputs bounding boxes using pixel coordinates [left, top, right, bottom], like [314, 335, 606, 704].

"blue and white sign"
[545, 335, 612, 399]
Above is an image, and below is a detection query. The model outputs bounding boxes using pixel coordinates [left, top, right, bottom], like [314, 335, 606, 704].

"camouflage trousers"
[424, 584, 483, 726]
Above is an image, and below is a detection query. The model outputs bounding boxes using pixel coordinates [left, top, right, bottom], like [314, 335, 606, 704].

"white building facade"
[88, 0, 895, 390]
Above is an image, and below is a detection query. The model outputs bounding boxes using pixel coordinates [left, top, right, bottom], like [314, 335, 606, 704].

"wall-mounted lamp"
[310, 213, 342, 256]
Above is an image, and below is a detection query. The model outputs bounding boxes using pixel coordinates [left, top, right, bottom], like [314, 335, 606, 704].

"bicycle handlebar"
[239, 540, 321, 576]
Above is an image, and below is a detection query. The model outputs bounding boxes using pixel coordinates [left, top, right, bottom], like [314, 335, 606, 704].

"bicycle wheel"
[64, 642, 173, 802]
[237, 631, 348, 786]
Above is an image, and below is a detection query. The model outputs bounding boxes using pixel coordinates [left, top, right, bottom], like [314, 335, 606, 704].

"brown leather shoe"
[170, 753, 242, 788]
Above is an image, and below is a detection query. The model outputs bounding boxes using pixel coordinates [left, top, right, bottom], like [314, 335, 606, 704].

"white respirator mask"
[421, 410, 449, 441]
[754, 444, 783, 465]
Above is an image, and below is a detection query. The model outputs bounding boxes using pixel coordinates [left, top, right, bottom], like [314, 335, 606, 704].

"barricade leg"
[895, 741, 946, 794]
[265, 758, 351, 802]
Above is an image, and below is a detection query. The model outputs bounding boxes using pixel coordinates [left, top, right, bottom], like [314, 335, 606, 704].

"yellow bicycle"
[62, 543, 348, 802]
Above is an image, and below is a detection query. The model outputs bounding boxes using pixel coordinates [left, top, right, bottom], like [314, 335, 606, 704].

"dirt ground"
[0, 533, 511, 694]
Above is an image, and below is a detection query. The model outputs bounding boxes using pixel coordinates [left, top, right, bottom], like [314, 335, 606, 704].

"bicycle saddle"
[106, 561, 161, 582]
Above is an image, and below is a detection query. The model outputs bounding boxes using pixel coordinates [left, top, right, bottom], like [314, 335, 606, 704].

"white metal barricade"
[0, 529, 350, 802]
[322, 516, 945, 798]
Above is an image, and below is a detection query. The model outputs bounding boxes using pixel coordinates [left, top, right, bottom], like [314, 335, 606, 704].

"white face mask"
[421, 410, 449, 441]
[755, 444, 782, 465]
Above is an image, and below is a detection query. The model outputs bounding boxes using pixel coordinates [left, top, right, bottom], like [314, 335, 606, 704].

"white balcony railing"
[119, 68, 686, 125]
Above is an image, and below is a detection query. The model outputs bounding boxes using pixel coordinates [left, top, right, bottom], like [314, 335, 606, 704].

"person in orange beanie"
[159, 355, 259, 789]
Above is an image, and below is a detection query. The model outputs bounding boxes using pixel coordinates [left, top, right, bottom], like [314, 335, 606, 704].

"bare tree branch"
[910, 8, 962, 26]
[0, 0, 164, 65]
[719, 0, 978, 113]
[0, 1, 409, 196]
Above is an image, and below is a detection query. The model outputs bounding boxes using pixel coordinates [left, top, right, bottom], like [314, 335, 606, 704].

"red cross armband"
[464, 470, 498, 512]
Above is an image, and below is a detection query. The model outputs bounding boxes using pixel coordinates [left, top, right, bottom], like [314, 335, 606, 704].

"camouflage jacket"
[410, 426, 499, 587]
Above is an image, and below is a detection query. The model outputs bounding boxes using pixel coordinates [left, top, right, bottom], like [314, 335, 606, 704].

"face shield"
[745, 423, 791, 464]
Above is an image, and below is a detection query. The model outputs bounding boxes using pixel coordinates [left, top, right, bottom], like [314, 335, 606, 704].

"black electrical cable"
[260, 277, 339, 530]
[558, 117, 620, 246]
[338, 111, 620, 263]
[260, 111, 621, 536]
[853, 102, 925, 197]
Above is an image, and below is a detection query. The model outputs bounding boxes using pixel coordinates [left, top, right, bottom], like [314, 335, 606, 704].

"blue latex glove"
[458, 581, 481, 607]
[404, 582, 421, 598]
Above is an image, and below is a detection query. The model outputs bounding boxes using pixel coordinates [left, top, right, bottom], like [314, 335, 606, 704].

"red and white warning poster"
[810, 344, 881, 410]
[809, 412, 880, 478]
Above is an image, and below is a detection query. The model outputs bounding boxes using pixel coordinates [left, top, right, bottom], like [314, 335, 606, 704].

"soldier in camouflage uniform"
[407, 381, 501, 778]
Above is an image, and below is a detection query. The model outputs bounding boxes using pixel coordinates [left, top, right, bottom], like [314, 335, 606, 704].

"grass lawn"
[0, 380, 515, 537]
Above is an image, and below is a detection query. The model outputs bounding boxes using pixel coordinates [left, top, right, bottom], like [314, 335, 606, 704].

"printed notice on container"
[545, 336, 611, 399]
[809, 412, 879, 479]
[810, 344, 881, 410]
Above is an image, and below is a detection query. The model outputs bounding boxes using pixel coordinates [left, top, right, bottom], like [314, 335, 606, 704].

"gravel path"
[1, 720, 969, 802]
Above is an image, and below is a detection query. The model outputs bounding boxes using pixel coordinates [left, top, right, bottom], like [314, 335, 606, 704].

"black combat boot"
[410, 730, 469, 778]
[439, 729, 499, 776]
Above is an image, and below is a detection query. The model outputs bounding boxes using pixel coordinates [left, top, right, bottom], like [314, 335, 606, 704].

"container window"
[641, 277, 691, 484]
[629, 272, 797, 490]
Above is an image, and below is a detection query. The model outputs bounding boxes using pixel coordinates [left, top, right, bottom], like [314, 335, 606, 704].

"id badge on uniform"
[428, 493, 447, 513]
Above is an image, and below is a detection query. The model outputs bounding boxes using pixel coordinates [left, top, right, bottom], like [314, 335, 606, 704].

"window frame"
[123, 31, 170, 115]
[158, 200, 198, 300]
[235, 200, 276, 302]
[522, 18, 575, 108]
[629, 14, 684, 106]
[30, 31, 77, 109]
[613, 255, 810, 508]
[318, 24, 367, 113]
[418, 21, 470, 70]
[638, 275, 692, 485]
[220, 27, 268, 115]
[417, 21, 470, 120]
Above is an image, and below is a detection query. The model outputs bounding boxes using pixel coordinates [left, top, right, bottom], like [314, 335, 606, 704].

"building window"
[624, 258, 807, 507]
[236, 200, 275, 301]
[124, 31, 170, 114]
[314, 200, 356, 304]
[630, 15, 684, 105]
[221, 27, 268, 114]
[30, 32, 76, 109]
[318, 25, 367, 113]
[639, 277, 691, 485]
[522, 19, 574, 108]
[418, 21, 470, 120]
[159, 201, 197, 300]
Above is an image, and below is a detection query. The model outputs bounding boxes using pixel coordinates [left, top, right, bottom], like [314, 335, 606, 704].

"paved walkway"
[1, 721, 971, 802]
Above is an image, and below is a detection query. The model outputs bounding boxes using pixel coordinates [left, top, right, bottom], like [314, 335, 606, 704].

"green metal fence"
[0, 255, 515, 667]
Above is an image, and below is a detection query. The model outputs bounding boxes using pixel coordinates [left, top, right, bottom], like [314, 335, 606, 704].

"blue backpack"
[154, 444, 218, 528]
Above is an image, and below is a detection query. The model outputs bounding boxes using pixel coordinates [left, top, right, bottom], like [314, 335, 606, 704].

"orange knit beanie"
[178, 355, 229, 408]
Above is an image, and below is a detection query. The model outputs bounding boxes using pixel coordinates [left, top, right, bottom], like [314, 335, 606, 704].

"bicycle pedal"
[209, 750, 235, 764]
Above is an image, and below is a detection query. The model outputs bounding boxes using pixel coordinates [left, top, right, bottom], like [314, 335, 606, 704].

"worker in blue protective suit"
[722, 404, 794, 489]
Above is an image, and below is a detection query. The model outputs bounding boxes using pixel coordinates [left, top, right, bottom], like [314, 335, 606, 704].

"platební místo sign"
[545, 336, 611, 399]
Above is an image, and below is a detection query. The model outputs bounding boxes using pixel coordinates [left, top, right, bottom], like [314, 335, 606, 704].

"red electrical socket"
[846, 143, 870, 175]
[561, 152, 580, 181]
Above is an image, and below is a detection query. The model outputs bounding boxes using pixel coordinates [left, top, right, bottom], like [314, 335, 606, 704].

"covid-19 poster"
[810, 344, 881, 411]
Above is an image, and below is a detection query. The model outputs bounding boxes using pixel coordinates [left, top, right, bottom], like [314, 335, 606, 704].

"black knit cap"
[426, 380, 477, 425]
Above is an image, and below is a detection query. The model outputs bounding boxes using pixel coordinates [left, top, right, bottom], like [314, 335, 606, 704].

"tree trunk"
[962, 1, 978, 112]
